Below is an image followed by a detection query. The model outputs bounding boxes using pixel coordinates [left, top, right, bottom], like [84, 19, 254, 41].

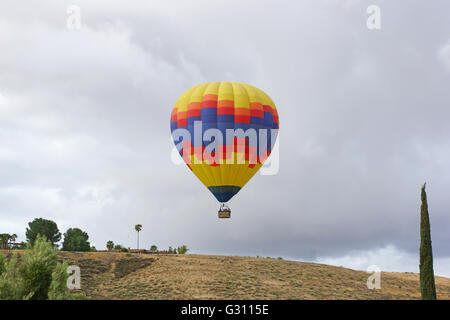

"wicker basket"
[218, 210, 231, 219]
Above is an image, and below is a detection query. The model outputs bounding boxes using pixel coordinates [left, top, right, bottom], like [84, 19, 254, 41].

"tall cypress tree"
[419, 183, 437, 300]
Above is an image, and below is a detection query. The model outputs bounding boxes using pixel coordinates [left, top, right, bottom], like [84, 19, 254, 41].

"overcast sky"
[1, 0, 450, 277]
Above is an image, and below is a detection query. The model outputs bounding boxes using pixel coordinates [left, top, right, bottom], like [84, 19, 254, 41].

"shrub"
[177, 245, 189, 255]
[0, 253, 6, 275]
[113, 244, 129, 252]
[48, 262, 88, 300]
[0, 253, 21, 299]
[19, 235, 59, 299]
[47, 261, 71, 300]
[0, 235, 86, 300]
[150, 245, 158, 251]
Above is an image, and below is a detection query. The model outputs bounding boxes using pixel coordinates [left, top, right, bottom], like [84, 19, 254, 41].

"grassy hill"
[52, 251, 450, 300]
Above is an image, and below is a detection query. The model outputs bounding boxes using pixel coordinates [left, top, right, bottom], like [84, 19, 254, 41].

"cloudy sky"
[1, 0, 450, 277]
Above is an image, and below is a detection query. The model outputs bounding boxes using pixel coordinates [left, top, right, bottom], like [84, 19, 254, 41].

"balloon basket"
[218, 203, 231, 219]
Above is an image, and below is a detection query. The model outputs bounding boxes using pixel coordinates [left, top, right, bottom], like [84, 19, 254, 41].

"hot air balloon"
[170, 82, 279, 218]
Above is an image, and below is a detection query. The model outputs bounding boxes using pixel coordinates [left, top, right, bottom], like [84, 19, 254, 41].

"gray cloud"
[0, 0, 449, 275]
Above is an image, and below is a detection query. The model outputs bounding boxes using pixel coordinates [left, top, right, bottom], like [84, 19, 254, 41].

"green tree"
[135, 224, 142, 250]
[20, 235, 59, 299]
[420, 183, 437, 300]
[47, 261, 71, 300]
[10, 234, 17, 249]
[0, 253, 21, 299]
[26, 218, 61, 246]
[150, 245, 158, 251]
[177, 245, 189, 254]
[0, 233, 19, 249]
[106, 241, 114, 250]
[0, 235, 86, 300]
[0, 234, 11, 249]
[0, 254, 6, 275]
[61, 228, 90, 252]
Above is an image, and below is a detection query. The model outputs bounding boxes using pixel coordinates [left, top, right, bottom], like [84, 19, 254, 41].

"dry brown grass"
[49, 252, 450, 299]
[2, 250, 450, 300]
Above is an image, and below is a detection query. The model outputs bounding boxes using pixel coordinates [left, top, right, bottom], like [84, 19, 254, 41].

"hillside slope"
[53, 252, 450, 300]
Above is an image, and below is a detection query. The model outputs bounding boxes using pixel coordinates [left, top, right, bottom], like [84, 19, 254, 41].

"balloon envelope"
[170, 81, 279, 203]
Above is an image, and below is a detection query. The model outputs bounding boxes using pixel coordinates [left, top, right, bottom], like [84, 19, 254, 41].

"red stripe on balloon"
[187, 109, 201, 117]
[263, 105, 273, 113]
[250, 102, 264, 118]
[171, 108, 178, 122]
[217, 106, 234, 115]
[177, 118, 187, 127]
[202, 100, 217, 108]
[235, 115, 250, 124]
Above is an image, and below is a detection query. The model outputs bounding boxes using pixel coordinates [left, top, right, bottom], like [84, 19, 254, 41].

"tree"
[150, 245, 158, 251]
[0, 234, 10, 249]
[177, 245, 189, 255]
[0, 252, 21, 298]
[0, 235, 86, 300]
[0, 253, 6, 275]
[135, 224, 142, 250]
[106, 241, 114, 251]
[61, 228, 90, 252]
[26, 218, 61, 246]
[9, 234, 17, 249]
[420, 183, 437, 300]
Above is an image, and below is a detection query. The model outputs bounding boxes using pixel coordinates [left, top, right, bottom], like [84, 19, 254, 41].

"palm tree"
[10, 234, 17, 249]
[135, 224, 142, 250]
[106, 240, 114, 251]
[0, 234, 9, 249]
